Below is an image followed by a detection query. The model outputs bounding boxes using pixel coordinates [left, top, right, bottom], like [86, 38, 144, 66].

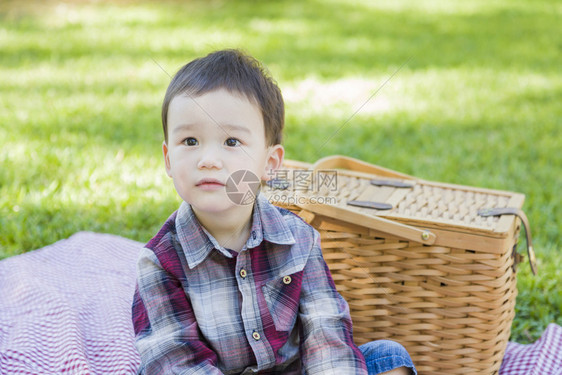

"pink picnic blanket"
[0, 232, 560, 374]
[0, 232, 141, 374]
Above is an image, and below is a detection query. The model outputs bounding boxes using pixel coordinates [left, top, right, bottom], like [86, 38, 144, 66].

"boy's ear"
[162, 141, 173, 178]
[262, 144, 285, 181]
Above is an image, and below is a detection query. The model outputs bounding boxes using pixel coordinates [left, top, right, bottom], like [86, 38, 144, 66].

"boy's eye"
[182, 137, 198, 146]
[225, 138, 241, 147]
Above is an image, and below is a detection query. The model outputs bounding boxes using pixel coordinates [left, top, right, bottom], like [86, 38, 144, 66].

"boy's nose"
[197, 149, 223, 170]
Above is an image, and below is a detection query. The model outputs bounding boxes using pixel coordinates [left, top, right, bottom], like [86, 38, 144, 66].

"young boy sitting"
[132, 49, 416, 375]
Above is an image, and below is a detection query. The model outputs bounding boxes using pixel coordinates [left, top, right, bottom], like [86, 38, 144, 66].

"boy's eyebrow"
[172, 123, 197, 134]
[172, 123, 251, 135]
[221, 124, 251, 134]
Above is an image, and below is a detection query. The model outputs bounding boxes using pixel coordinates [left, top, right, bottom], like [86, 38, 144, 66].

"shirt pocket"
[261, 271, 304, 332]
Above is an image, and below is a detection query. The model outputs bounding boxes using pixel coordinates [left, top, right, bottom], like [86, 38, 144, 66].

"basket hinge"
[511, 245, 523, 272]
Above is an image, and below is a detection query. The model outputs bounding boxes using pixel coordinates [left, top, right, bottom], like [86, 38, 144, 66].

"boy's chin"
[190, 199, 253, 216]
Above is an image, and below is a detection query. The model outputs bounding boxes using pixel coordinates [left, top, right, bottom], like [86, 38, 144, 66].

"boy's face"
[163, 88, 283, 215]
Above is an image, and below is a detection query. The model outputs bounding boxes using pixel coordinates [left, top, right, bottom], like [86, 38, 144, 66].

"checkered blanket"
[500, 324, 562, 375]
[0, 232, 560, 374]
[0, 232, 141, 374]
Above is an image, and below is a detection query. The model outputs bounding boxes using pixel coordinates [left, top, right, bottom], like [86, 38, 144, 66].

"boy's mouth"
[196, 178, 226, 189]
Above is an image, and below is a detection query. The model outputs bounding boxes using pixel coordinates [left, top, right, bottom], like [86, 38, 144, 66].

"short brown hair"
[161, 49, 284, 146]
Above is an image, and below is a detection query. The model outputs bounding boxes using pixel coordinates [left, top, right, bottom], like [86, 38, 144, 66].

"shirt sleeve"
[132, 247, 224, 375]
[298, 229, 368, 375]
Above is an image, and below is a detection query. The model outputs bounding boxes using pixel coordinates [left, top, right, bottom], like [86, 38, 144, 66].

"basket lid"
[262, 157, 525, 248]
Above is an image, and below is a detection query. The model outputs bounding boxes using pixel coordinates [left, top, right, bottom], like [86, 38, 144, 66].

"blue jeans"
[359, 340, 417, 375]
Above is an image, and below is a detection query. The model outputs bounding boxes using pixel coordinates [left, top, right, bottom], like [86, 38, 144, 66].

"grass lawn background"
[1, 0, 560, 343]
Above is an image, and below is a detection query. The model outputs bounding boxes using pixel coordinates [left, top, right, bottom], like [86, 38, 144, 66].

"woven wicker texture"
[263, 157, 525, 375]
[312, 215, 516, 374]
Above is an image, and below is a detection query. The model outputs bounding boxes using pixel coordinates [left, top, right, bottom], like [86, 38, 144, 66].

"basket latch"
[477, 207, 537, 275]
[370, 179, 415, 188]
[347, 200, 393, 210]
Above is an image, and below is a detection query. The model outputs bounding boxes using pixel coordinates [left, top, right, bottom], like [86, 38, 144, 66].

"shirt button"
[239, 268, 247, 279]
[283, 275, 292, 285]
[252, 331, 261, 341]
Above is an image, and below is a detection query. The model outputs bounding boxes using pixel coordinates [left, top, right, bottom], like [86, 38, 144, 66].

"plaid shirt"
[132, 194, 367, 374]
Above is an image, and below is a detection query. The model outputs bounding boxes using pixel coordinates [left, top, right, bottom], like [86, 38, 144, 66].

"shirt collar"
[176, 193, 296, 269]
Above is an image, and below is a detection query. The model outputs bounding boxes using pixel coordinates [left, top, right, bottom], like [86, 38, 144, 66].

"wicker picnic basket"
[261, 155, 536, 375]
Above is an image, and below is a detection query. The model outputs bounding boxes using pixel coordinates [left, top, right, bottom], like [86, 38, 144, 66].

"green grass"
[1, 0, 560, 344]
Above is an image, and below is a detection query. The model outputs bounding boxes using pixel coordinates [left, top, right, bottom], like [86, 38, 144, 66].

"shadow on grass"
[1, 0, 560, 75]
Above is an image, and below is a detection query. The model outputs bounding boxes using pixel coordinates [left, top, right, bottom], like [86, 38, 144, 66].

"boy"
[132, 49, 416, 374]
